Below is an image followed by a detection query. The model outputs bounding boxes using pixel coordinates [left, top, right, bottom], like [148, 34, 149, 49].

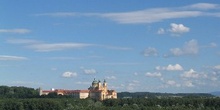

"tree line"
[0, 86, 39, 98]
[0, 97, 220, 110]
[0, 86, 220, 110]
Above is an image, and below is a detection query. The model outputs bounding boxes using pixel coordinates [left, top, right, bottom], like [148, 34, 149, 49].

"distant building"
[39, 79, 117, 100]
[88, 79, 117, 100]
[39, 89, 89, 99]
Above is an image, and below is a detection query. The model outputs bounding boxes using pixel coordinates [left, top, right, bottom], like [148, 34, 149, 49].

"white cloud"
[34, 3, 220, 24]
[0, 29, 31, 34]
[100, 3, 220, 24]
[51, 68, 57, 71]
[100, 9, 201, 24]
[0, 55, 28, 61]
[134, 72, 138, 76]
[213, 65, 220, 70]
[145, 72, 162, 77]
[210, 13, 220, 17]
[7, 38, 132, 52]
[105, 76, 116, 80]
[209, 42, 218, 48]
[28, 43, 93, 52]
[156, 64, 183, 71]
[84, 69, 97, 74]
[211, 77, 218, 81]
[166, 80, 176, 85]
[157, 23, 189, 36]
[132, 80, 140, 83]
[169, 23, 190, 35]
[169, 39, 199, 56]
[181, 69, 199, 78]
[126, 86, 134, 91]
[157, 28, 165, 34]
[7, 38, 93, 52]
[126, 80, 140, 91]
[35, 9, 202, 24]
[170, 48, 183, 56]
[160, 77, 164, 81]
[62, 71, 77, 78]
[200, 42, 217, 48]
[186, 3, 219, 10]
[165, 80, 181, 87]
[166, 64, 183, 71]
[142, 47, 158, 57]
[183, 81, 194, 87]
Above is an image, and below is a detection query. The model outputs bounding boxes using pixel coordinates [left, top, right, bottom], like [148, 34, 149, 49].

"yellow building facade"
[88, 79, 117, 100]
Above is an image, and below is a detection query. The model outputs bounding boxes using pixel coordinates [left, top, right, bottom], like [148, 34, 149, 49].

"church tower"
[98, 80, 102, 90]
[39, 87, 43, 96]
[103, 79, 107, 91]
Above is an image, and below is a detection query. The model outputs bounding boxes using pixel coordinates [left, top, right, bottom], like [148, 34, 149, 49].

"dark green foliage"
[0, 99, 24, 110]
[0, 99, 62, 110]
[0, 97, 219, 110]
[0, 86, 39, 98]
[102, 97, 220, 110]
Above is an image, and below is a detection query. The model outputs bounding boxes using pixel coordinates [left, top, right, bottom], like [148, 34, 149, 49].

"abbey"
[88, 79, 117, 100]
[39, 79, 117, 100]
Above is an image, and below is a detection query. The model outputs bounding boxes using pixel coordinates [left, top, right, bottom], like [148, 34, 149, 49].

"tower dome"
[92, 78, 98, 84]
[92, 78, 98, 88]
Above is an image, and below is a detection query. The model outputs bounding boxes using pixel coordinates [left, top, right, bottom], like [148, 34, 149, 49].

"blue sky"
[1, 0, 220, 93]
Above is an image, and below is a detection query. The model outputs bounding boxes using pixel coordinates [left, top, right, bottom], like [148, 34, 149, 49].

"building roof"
[42, 90, 53, 93]
[89, 90, 103, 92]
[42, 89, 89, 94]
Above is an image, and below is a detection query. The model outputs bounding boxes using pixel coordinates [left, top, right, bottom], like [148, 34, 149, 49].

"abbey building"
[39, 79, 117, 100]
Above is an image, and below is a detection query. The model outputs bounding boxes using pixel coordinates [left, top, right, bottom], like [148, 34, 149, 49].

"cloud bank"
[0, 55, 28, 61]
[0, 29, 31, 34]
[34, 3, 220, 24]
[168, 39, 199, 57]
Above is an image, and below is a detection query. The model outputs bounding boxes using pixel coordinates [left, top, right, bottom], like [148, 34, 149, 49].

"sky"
[0, 0, 220, 93]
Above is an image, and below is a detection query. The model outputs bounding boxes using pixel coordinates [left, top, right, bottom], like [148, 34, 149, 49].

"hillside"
[117, 92, 214, 98]
[210, 91, 220, 96]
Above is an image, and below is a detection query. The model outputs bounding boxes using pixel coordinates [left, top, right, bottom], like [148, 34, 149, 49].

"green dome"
[92, 80, 98, 84]
[92, 79, 98, 84]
